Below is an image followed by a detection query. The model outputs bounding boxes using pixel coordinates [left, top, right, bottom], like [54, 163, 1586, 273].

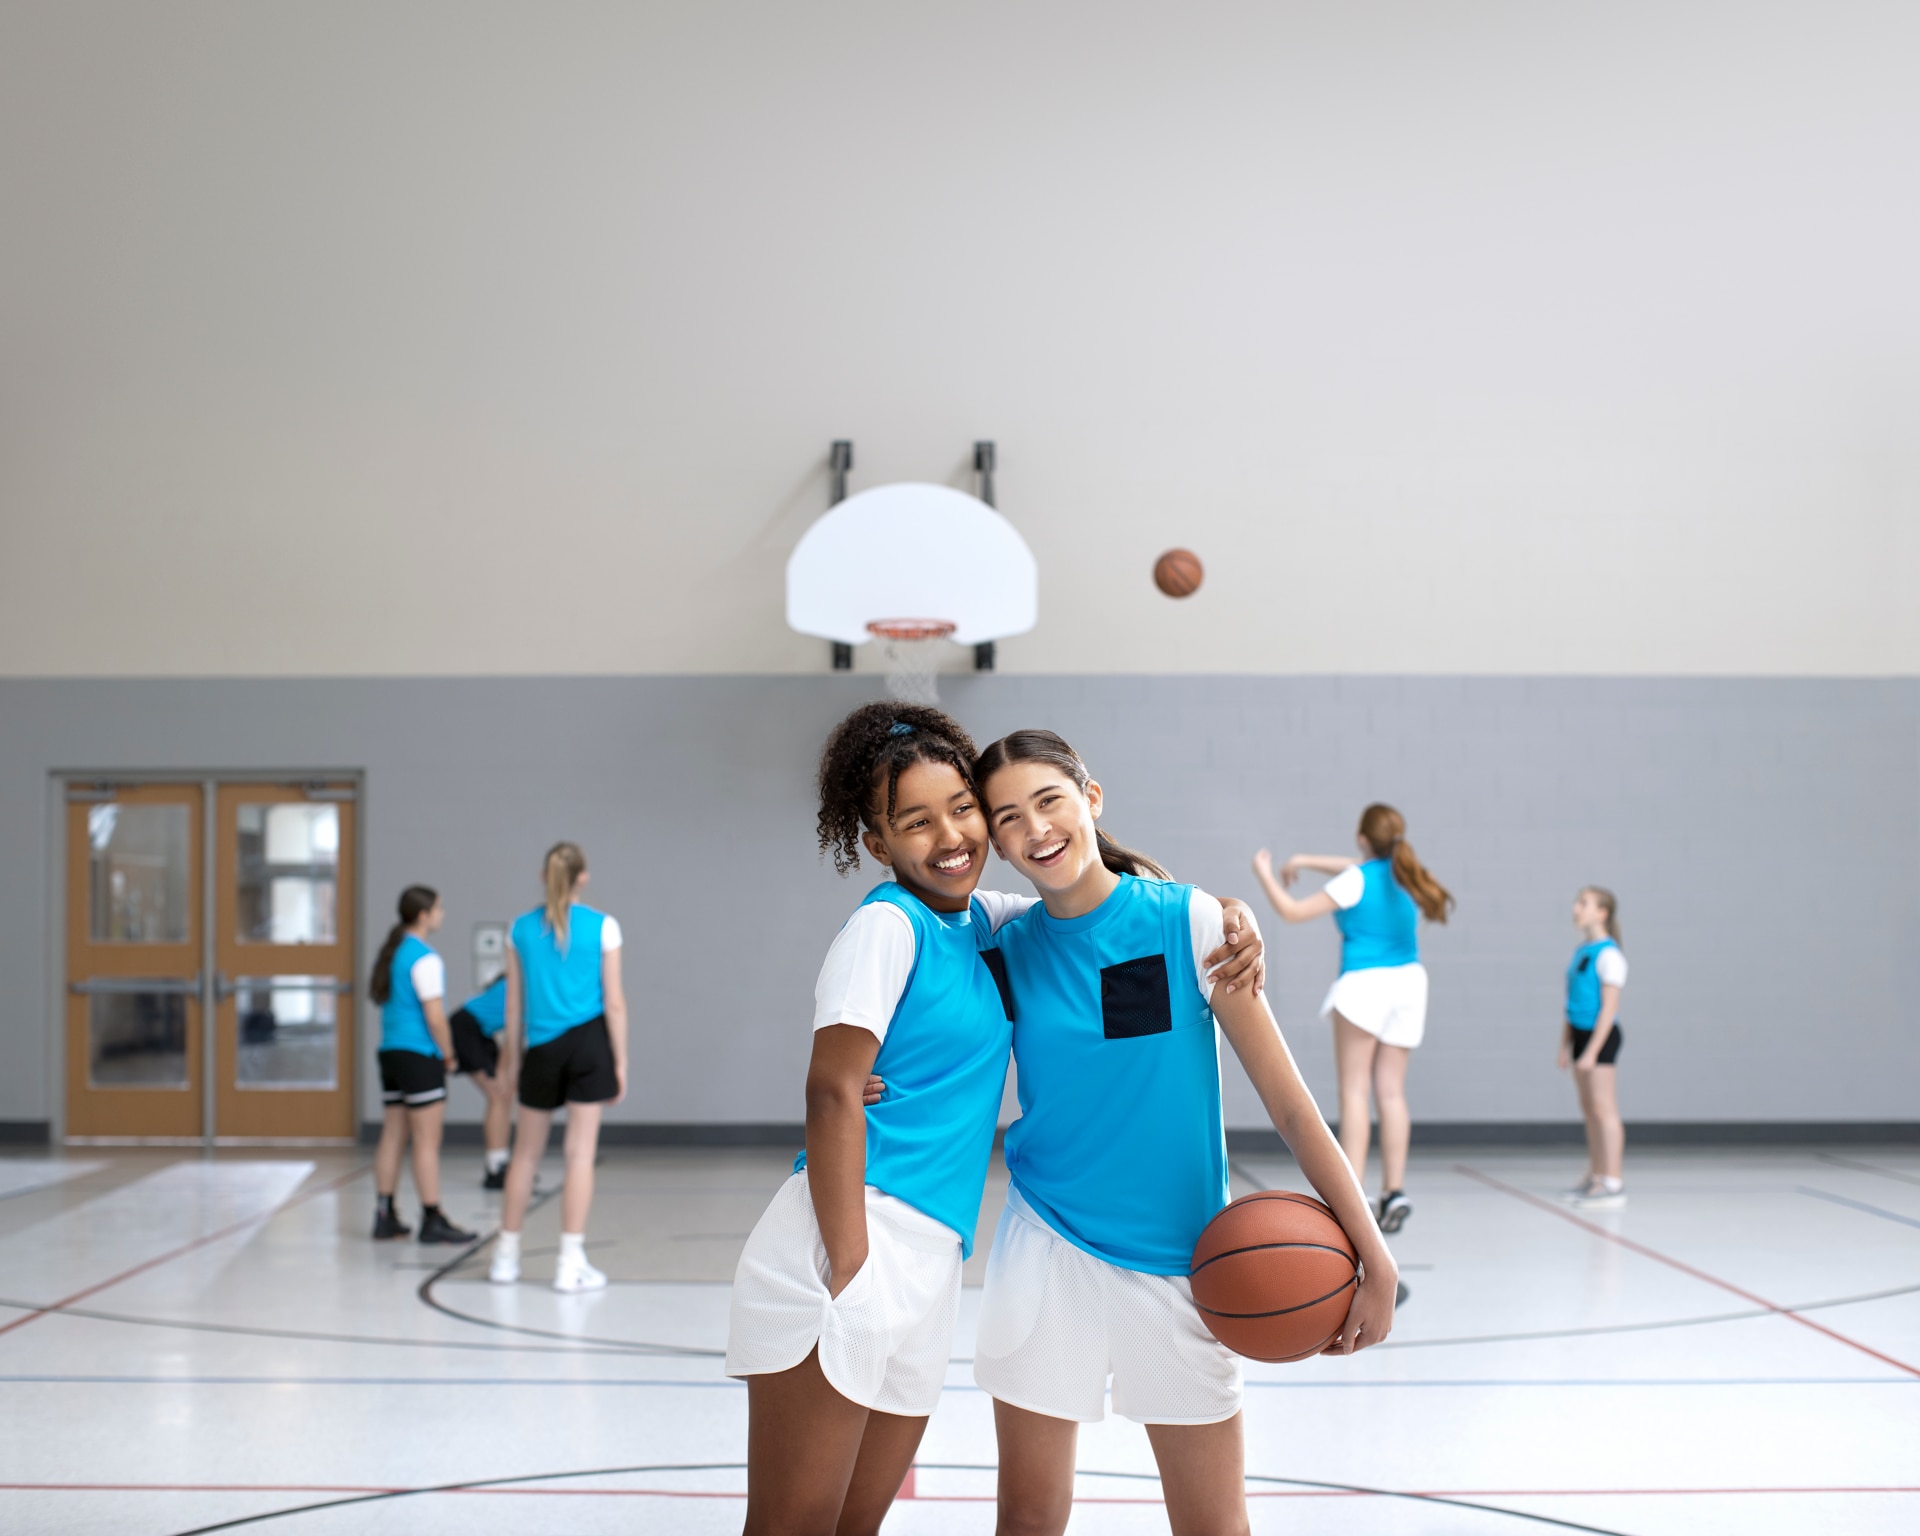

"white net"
[881, 636, 951, 704]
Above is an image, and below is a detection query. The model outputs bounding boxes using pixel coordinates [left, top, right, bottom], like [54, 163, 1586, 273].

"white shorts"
[1321, 962, 1428, 1048]
[725, 1171, 961, 1417]
[972, 1186, 1243, 1425]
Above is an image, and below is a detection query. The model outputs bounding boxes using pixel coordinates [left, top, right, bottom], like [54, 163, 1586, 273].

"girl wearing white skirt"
[1253, 803, 1452, 1235]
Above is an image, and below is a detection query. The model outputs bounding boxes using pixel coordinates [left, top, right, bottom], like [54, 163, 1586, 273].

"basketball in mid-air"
[1153, 548, 1204, 598]
[1189, 1191, 1359, 1361]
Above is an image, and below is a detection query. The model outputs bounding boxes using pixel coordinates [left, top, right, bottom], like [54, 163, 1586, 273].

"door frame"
[49, 769, 364, 1148]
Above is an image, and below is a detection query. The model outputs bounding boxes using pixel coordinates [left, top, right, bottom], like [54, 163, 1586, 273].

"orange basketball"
[1189, 1191, 1359, 1362]
[1153, 548, 1204, 597]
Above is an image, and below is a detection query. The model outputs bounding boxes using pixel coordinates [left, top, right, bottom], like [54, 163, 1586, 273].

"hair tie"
[889, 721, 915, 737]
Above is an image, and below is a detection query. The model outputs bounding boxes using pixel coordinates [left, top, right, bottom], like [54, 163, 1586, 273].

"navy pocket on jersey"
[1576, 955, 1592, 973]
[979, 948, 1016, 1022]
[1100, 954, 1172, 1040]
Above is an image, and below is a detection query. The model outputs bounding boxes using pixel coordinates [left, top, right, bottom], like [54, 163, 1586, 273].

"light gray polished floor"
[1, 1143, 1916, 1534]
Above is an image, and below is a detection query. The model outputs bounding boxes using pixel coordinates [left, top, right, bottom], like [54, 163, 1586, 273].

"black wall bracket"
[829, 440, 854, 671]
[973, 441, 997, 671]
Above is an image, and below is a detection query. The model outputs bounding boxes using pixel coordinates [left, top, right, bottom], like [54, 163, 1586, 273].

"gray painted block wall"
[1, 676, 1913, 1132]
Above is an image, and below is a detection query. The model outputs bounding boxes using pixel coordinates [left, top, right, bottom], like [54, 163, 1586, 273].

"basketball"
[1153, 547, 1204, 597]
[1189, 1191, 1360, 1362]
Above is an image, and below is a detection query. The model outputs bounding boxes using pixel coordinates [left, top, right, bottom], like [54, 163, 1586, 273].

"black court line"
[1796, 1187, 1920, 1232]
[159, 1460, 1636, 1535]
[1815, 1152, 1920, 1189]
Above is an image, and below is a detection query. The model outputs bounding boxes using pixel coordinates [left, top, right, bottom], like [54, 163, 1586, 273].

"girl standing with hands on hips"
[489, 843, 628, 1292]
[1253, 804, 1452, 1237]
[368, 886, 477, 1245]
[1562, 886, 1627, 1207]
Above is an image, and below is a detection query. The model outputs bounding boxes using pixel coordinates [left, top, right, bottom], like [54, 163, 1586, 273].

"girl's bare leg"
[560, 1100, 602, 1233]
[1588, 1065, 1625, 1181]
[1371, 1044, 1412, 1196]
[373, 1102, 409, 1199]
[834, 1407, 929, 1536]
[743, 1348, 872, 1536]
[406, 1099, 444, 1207]
[1144, 1413, 1252, 1536]
[1574, 1069, 1601, 1182]
[1331, 1013, 1379, 1188]
[501, 1106, 552, 1232]
[993, 1399, 1078, 1536]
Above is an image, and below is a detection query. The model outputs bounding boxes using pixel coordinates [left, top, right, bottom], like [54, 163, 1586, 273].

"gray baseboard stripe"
[359, 1120, 1920, 1150]
[1228, 1121, 1920, 1150]
[0, 1121, 51, 1145]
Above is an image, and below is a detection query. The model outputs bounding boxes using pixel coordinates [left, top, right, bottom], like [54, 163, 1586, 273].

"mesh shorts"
[973, 1185, 1243, 1425]
[1321, 962, 1428, 1048]
[378, 1049, 446, 1107]
[726, 1171, 962, 1417]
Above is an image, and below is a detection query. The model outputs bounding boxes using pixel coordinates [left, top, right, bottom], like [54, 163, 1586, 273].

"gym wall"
[2, 675, 1912, 1136]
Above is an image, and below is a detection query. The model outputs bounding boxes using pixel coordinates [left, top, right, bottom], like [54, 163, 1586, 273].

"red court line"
[4, 1481, 1917, 1501]
[0, 1164, 369, 1341]
[1456, 1165, 1920, 1379]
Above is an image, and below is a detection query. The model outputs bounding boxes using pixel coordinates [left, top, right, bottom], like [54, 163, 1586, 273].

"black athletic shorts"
[518, 1015, 618, 1110]
[1568, 1022, 1623, 1065]
[449, 1009, 501, 1076]
[379, 1048, 447, 1106]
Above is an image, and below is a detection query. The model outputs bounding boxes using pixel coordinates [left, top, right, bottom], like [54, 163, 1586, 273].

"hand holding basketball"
[1190, 1191, 1381, 1361]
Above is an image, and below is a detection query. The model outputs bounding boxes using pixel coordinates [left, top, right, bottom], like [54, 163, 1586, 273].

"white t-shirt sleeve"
[1323, 865, 1365, 910]
[1595, 947, 1628, 988]
[973, 888, 1040, 933]
[410, 952, 445, 1003]
[812, 903, 918, 1043]
[600, 915, 623, 952]
[1188, 890, 1227, 1003]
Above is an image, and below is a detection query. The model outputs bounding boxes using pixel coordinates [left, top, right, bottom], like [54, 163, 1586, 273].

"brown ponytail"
[368, 885, 437, 1004]
[1358, 803, 1453, 923]
[1583, 885, 1622, 947]
[975, 730, 1172, 880]
[542, 842, 588, 952]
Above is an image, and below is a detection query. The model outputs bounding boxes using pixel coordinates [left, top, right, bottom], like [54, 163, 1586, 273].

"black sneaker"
[482, 1165, 506, 1191]
[418, 1207, 478, 1245]
[372, 1208, 412, 1240]
[1378, 1190, 1413, 1234]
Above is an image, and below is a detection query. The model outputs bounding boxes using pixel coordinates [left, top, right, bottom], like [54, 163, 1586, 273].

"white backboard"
[786, 482, 1038, 646]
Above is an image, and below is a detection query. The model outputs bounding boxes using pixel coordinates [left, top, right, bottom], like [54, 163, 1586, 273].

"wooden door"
[211, 783, 356, 1140]
[64, 785, 204, 1139]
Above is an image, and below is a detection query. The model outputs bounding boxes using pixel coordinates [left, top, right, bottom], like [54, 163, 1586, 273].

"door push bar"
[70, 975, 202, 997]
[215, 975, 355, 1000]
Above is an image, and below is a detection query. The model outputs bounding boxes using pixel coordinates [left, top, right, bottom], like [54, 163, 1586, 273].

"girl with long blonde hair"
[1254, 803, 1452, 1239]
[489, 842, 629, 1292]
[1561, 886, 1628, 1206]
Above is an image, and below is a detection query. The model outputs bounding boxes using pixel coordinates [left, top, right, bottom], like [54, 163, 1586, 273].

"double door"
[65, 780, 357, 1142]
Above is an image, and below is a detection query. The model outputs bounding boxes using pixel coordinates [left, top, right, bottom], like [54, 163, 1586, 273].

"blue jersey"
[511, 903, 609, 1046]
[379, 934, 441, 1057]
[797, 884, 1014, 1257]
[997, 874, 1226, 1276]
[1566, 938, 1621, 1027]
[1335, 859, 1420, 972]
[459, 976, 507, 1036]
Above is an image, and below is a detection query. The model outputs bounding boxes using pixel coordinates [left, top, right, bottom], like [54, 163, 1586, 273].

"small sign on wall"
[472, 922, 507, 991]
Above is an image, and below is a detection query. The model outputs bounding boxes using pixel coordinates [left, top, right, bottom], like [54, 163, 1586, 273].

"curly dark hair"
[816, 702, 980, 876]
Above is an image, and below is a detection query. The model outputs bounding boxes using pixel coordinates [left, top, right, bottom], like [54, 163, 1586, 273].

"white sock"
[495, 1230, 521, 1257]
[558, 1232, 586, 1264]
[485, 1148, 509, 1174]
[1600, 1177, 1624, 1193]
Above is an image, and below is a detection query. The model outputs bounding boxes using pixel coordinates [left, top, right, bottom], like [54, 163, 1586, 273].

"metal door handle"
[216, 974, 354, 999]
[70, 975, 202, 997]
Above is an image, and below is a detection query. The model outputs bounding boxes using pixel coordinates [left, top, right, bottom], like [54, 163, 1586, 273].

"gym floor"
[1, 1144, 1915, 1535]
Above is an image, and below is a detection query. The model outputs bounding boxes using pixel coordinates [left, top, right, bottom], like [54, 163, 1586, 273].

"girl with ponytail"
[1560, 886, 1628, 1207]
[369, 886, 476, 1246]
[1253, 803, 1452, 1241]
[970, 731, 1395, 1531]
[490, 841, 629, 1293]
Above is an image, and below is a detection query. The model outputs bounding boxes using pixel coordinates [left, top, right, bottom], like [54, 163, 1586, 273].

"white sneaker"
[552, 1255, 608, 1293]
[489, 1240, 521, 1285]
[1571, 1183, 1626, 1209]
[1560, 1179, 1600, 1203]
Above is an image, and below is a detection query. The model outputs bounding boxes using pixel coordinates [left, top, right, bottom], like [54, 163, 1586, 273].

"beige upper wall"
[1, 1, 1915, 677]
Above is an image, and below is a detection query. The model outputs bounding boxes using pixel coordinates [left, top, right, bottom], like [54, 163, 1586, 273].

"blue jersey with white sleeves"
[510, 903, 609, 1046]
[1566, 938, 1622, 1027]
[379, 934, 441, 1057]
[1335, 859, 1420, 972]
[459, 976, 508, 1036]
[796, 882, 1014, 1258]
[996, 874, 1227, 1276]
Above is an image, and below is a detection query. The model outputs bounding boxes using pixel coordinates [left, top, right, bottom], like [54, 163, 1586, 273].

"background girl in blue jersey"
[727, 704, 1276, 1536]
[447, 974, 514, 1189]
[367, 886, 476, 1245]
[1561, 885, 1628, 1207]
[488, 842, 628, 1293]
[974, 731, 1395, 1536]
[1253, 803, 1452, 1236]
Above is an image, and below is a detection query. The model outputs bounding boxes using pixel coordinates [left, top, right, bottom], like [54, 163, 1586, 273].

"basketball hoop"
[867, 619, 956, 704]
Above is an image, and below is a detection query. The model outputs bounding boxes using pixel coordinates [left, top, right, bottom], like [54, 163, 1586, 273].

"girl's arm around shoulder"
[1209, 980, 1398, 1354]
